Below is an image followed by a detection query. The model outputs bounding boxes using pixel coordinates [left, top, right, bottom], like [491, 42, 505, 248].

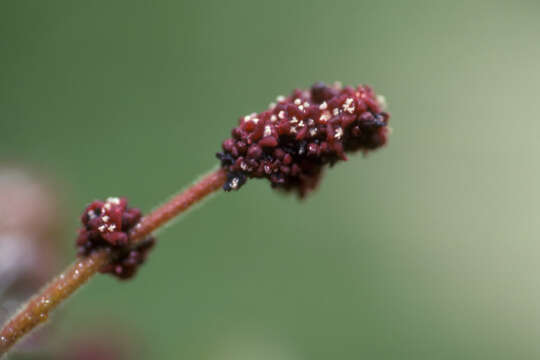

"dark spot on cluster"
[217, 82, 390, 197]
[99, 237, 155, 280]
[76, 197, 155, 280]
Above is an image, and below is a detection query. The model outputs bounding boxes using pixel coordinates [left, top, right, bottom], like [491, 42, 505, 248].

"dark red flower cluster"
[217, 82, 390, 196]
[76, 197, 155, 280]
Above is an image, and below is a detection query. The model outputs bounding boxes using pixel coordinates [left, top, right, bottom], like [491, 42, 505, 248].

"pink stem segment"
[0, 168, 227, 357]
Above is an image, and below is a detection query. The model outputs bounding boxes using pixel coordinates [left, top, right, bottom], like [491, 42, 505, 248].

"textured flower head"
[217, 82, 390, 196]
[77, 197, 154, 280]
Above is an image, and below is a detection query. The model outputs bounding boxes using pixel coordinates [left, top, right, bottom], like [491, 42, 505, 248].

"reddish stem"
[0, 168, 227, 357]
[129, 168, 227, 240]
[0, 250, 108, 353]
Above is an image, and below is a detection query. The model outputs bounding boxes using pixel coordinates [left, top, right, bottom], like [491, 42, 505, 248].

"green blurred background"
[2, 0, 540, 358]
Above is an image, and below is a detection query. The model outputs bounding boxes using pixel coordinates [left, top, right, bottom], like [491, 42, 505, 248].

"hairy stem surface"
[0, 168, 227, 357]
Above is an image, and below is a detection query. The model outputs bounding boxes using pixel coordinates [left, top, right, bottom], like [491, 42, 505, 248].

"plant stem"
[0, 250, 108, 354]
[129, 168, 227, 240]
[0, 168, 227, 357]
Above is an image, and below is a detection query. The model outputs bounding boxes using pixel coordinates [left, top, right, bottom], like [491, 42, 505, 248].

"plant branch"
[129, 167, 227, 240]
[0, 168, 227, 357]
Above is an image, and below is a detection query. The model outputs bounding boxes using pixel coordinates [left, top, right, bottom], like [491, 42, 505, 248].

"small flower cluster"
[76, 197, 154, 280]
[217, 82, 390, 196]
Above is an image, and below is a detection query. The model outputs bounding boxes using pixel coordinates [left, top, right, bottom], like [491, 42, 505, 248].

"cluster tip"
[217, 82, 390, 196]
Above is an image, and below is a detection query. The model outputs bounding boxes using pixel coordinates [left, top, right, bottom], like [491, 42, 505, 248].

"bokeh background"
[1, 0, 540, 358]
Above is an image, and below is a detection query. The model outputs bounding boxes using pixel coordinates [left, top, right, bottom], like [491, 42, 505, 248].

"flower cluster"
[76, 197, 154, 280]
[217, 82, 390, 196]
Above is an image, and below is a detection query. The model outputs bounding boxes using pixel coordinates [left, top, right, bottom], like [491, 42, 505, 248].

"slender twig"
[0, 81, 391, 357]
[129, 168, 227, 240]
[0, 250, 108, 355]
[0, 168, 227, 357]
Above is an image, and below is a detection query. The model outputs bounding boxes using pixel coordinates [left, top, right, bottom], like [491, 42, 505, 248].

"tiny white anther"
[290, 116, 298, 124]
[230, 177, 239, 189]
[335, 127, 343, 139]
[106, 197, 120, 205]
[290, 127, 297, 134]
[102, 216, 110, 223]
[307, 118, 314, 126]
[98, 225, 106, 232]
[303, 101, 310, 107]
[298, 105, 304, 111]
[278, 111, 286, 120]
[333, 108, 340, 116]
[298, 120, 305, 127]
[252, 117, 259, 124]
[270, 114, 278, 122]
[343, 97, 355, 113]
[294, 98, 302, 105]
[107, 224, 116, 232]
[309, 128, 318, 136]
[320, 112, 330, 123]
[268, 102, 276, 109]
[319, 101, 328, 110]
[276, 95, 285, 102]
